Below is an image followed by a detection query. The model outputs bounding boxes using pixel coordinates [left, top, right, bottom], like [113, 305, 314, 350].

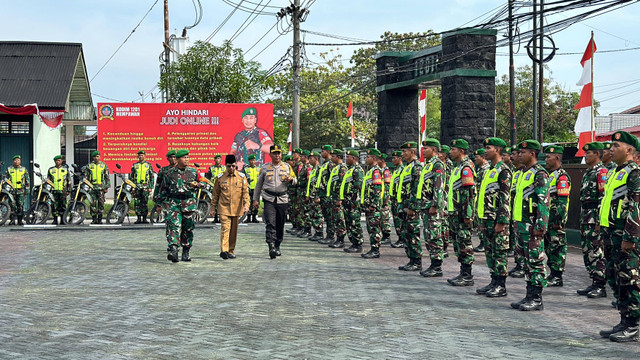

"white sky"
[4, 0, 640, 114]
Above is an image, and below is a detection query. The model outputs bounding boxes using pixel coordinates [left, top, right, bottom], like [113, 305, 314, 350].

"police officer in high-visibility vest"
[510, 140, 549, 312]
[83, 150, 111, 224]
[446, 139, 476, 286]
[508, 145, 527, 278]
[47, 155, 71, 224]
[598, 131, 640, 342]
[475, 138, 512, 298]
[389, 150, 405, 248]
[417, 139, 446, 277]
[130, 150, 155, 224]
[205, 154, 225, 223]
[243, 154, 261, 223]
[361, 148, 384, 258]
[341, 150, 364, 253]
[397, 141, 424, 271]
[543, 145, 571, 287]
[5, 155, 30, 225]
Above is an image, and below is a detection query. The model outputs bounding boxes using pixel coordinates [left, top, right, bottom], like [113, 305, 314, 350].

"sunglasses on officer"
[226, 164, 236, 168]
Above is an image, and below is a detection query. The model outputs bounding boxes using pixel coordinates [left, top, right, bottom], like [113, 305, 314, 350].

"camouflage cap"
[583, 142, 604, 151]
[53, 155, 63, 161]
[421, 138, 441, 150]
[612, 131, 639, 149]
[166, 150, 176, 157]
[544, 145, 564, 154]
[450, 139, 469, 150]
[367, 148, 382, 157]
[241, 107, 257, 117]
[331, 149, 344, 156]
[440, 145, 450, 154]
[346, 150, 359, 157]
[483, 137, 507, 148]
[247, 154, 256, 160]
[175, 149, 189, 158]
[400, 141, 417, 149]
[91, 150, 100, 158]
[519, 140, 541, 151]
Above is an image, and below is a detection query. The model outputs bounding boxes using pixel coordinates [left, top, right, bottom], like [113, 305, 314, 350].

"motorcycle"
[106, 163, 136, 224]
[0, 162, 12, 225]
[24, 163, 54, 225]
[62, 164, 94, 225]
[193, 163, 212, 224]
[149, 163, 165, 224]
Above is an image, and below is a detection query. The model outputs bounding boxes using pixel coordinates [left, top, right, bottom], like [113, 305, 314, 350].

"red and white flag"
[347, 101, 355, 147]
[418, 90, 427, 162]
[287, 123, 293, 155]
[574, 35, 596, 156]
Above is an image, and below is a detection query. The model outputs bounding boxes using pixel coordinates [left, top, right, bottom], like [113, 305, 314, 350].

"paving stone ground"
[0, 221, 639, 359]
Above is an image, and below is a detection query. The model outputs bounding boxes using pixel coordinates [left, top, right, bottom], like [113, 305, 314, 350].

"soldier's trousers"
[475, 215, 486, 247]
[517, 222, 547, 287]
[442, 211, 450, 248]
[401, 210, 422, 260]
[294, 193, 307, 229]
[364, 209, 382, 248]
[289, 193, 298, 226]
[380, 197, 392, 237]
[320, 197, 334, 238]
[343, 202, 363, 245]
[483, 219, 509, 277]
[89, 189, 105, 216]
[263, 200, 287, 244]
[308, 197, 323, 233]
[545, 226, 567, 272]
[133, 186, 150, 216]
[391, 202, 403, 237]
[165, 202, 195, 248]
[603, 225, 640, 318]
[512, 222, 526, 267]
[449, 213, 474, 265]
[51, 191, 66, 217]
[422, 211, 443, 261]
[248, 189, 258, 216]
[331, 200, 346, 238]
[580, 223, 606, 284]
[9, 192, 25, 217]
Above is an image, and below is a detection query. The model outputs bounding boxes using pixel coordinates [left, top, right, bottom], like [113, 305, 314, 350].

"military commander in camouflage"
[230, 107, 274, 171]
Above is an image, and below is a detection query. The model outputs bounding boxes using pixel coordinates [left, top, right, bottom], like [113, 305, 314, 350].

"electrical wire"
[205, 0, 245, 43]
[221, 0, 278, 16]
[92, 93, 128, 103]
[229, 0, 273, 43]
[184, 0, 203, 30]
[90, 0, 160, 82]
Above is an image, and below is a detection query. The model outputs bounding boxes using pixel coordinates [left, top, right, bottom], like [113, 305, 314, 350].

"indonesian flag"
[574, 36, 596, 156]
[0, 103, 64, 129]
[287, 123, 293, 155]
[418, 90, 427, 162]
[347, 101, 354, 142]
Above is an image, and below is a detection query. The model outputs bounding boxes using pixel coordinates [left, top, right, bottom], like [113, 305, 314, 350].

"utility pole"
[538, 0, 545, 142]
[163, 0, 170, 102]
[532, 0, 538, 142]
[508, 0, 517, 146]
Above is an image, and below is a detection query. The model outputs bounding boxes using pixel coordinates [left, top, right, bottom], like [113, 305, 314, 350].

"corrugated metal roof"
[0, 42, 90, 109]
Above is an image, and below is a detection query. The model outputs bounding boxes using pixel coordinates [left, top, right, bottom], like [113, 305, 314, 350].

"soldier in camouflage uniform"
[446, 139, 476, 286]
[83, 151, 110, 224]
[47, 155, 71, 225]
[296, 150, 313, 238]
[153, 150, 176, 237]
[160, 149, 199, 263]
[284, 155, 296, 226]
[510, 140, 550, 312]
[389, 151, 405, 248]
[230, 107, 274, 170]
[439, 145, 453, 256]
[603, 141, 616, 171]
[543, 145, 572, 287]
[130, 150, 155, 224]
[327, 149, 348, 249]
[205, 155, 225, 223]
[509, 146, 527, 278]
[361, 149, 384, 258]
[502, 146, 515, 257]
[577, 142, 609, 298]
[596, 131, 640, 342]
[397, 142, 424, 271]
[473, 148, 490, 253]
[341, 150, 365, 253]
[378, 153, 393, 244]
[316, 145, 336, 244]
[306, 152, 324, 241]
[417, 139, 446, 277]
[243, 154, 261, 223]
[5, 155, 30, 225]
[475, 138, 512, 297]
[287, 149, 303, 235]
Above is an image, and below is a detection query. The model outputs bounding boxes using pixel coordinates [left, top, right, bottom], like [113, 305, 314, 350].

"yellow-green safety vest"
[416, 160, 439, 200]
[8, 167, 25, 189]
[477, 167, 499, 219]
[360, 168, 383, 204]
[315, 161, 330, 188]
[339, 167, 356, 200]
[88, 163, 106, 185]
[600, 165, 632, 227]
[49, 167, 68, 191]
[245, 166, 260, 189]
[396, 163, 414, 203]
[326, 165, 340, 196]
[306, 166, 318, 197]
[389, 167, 402, 197]
[513, 167, 539, 222]
[133, 162, 151, 183]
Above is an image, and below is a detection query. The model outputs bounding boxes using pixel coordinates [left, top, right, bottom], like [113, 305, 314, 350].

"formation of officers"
[283, 131, 640, 343]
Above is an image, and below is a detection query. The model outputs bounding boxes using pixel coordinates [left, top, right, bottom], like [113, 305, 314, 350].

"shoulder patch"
[217, 173, 224, 179]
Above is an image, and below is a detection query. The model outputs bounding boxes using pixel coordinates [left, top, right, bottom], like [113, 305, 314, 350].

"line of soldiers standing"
[283, 131, 640, 342]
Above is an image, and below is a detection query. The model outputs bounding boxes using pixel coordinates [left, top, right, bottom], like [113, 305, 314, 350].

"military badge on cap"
[615, 133, 621, 140]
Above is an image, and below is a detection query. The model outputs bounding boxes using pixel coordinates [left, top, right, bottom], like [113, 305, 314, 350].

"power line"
[221, 0, 278, 15]
[229, 0, 273, 43]
[245, 21, 280, 54]
[205, 0, 245, 43]
[92, 93, 128, 103]
[90, 0, 160, 82]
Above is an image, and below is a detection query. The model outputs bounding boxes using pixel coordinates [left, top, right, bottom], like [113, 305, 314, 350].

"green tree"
[159, 40, 267, 103]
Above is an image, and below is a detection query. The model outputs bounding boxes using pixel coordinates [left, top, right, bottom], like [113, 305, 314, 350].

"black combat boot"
[448, 264, 474, 286]
[398, 258, 421, 271]
[577, 279, 596, 296]
[420, 259, 443, 277]
[309, 230, 323, 241]
[380, 234, 391, 245]
[167, 245, 179, 263]
[97, 214, 103, 224]
[476, 275, 497, 295]
[8, 215, 15, 225]
[546, 270, 563, 287]
[252, 215, 259, 223]
[135, 215, 142, 224]
[361, 247, 380, 259]
[344, 243, 363, 253]
[52, 216, 59, 225]
[181, 247, 191, 262]
[17, 216, 24, 225]
[329, 235, 345, 248]
[486, 276, 508, 297]
[275, 240, 282, 256]
[244, 216, 251, 224]
[519, 286, 544, 311]
[600, 314, 627, 338]
[473, 241, 485, 252]
[318, 235, 334, 245]
[390, 238, 405, 248]
[610, 317, 640, 342]
[586, 279, 607, 298]
[268, 242, 277, 259]
[511, 282, 532, 309]
[508, 263, 525, 278]
[142, 215, 149, 224]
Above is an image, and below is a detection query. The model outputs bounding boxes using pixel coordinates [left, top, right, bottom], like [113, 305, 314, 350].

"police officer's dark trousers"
[263, 199, 288, 246]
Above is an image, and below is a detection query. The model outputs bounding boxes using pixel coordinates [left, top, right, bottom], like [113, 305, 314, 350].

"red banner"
[97, 103, 274, 171]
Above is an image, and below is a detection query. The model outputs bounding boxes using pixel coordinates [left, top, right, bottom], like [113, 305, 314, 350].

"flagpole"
[590, 31, 594, 142]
